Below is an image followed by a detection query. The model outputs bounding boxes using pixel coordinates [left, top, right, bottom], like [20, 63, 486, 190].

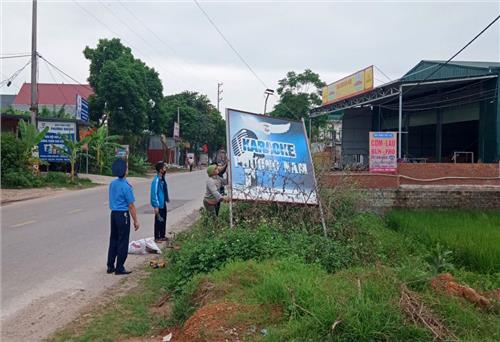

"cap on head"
[112, 159, 127, 178]
[155, 161, 166, 173]
[207, 164, 217, 176]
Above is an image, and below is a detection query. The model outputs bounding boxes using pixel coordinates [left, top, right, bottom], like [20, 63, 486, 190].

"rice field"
[386, 210, 500, 273]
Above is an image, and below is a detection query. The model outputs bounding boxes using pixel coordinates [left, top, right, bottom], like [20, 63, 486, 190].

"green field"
[386, 210, 500, 273]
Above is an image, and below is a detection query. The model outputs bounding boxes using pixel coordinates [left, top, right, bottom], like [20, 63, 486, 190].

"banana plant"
[18, 119, 49, 158]
[89, 126, 121, 174]
[54, 134, 92, 181]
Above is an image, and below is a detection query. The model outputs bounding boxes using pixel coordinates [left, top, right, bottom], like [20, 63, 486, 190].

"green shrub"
[1, 132, 29, 172]
[127, 153, 150, 176]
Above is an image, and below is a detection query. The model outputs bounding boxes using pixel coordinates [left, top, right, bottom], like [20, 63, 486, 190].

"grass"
[49, 205, 500, 342]
[1, 171, 95, 189]
[386, 210, 500, 273]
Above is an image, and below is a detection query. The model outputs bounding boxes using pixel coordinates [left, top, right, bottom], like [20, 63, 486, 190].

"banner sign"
[173, 122, 180, 138]
[115, 144, 129, 159]
[322, 66, 374, 105]
[227, 109, 318, 204]
[76, 94, 89, 122]
[37, 120, 77, 162]
[369, 132, 397, 173]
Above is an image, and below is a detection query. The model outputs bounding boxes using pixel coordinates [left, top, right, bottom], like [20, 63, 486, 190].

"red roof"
[13, 83, 93, 106]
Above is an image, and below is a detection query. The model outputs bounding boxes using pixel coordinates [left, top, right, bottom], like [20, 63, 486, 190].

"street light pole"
[30, 0, 38, 125]
[263, 88, 274, 116]
[217, 82, 223, 112]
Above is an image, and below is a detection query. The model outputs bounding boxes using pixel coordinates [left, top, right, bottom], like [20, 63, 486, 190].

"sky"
[1, 0, 499, 115]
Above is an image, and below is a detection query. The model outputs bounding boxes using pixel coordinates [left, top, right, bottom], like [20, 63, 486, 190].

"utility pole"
[30, 0, 38, 125]
[217, 82, 223, 112]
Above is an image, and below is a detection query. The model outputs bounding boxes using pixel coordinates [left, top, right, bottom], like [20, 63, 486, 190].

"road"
[0, 170, 206, 341]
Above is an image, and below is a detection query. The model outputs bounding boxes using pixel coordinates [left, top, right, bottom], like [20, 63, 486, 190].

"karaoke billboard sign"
[226, 109, 318, 205]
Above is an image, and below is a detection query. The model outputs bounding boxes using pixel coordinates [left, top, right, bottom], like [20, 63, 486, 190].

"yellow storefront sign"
[322, 66, 374, 105]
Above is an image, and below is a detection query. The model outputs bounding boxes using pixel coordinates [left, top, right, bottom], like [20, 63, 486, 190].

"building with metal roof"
[311, 60, 500, 165]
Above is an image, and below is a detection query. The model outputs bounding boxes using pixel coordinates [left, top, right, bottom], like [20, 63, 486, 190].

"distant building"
[0, 94, 16, 112]
[12, 83, 93, 117]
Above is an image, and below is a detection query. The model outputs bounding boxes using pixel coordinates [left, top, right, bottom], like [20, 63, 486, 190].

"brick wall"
[362, 187, 500, 210]
[398, 163, 500, 186]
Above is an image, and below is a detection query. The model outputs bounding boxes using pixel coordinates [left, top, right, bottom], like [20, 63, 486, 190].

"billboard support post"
[302, 118, 327, 237]
[225, 108, 234, 229]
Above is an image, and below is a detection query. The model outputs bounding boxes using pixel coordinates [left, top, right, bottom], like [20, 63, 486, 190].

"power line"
[401, 14, 500, 99]
[38, 54, 93, 91]
[374, 65, 392, 82]
[0, 59, 31, 88]
[0, 54, 31, 59]
[41, 58, 71, 105]
[193, 0, 268, 89]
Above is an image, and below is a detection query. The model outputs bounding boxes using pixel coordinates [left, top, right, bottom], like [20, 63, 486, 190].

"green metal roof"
[402, 60, 500, 82]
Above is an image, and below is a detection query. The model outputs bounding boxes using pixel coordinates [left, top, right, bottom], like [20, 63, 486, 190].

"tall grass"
[386, 210, 500, 273]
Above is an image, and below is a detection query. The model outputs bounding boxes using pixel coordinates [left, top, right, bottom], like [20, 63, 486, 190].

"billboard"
[76, 94, 89, 122]
[369, 132, 397, 173]
[322, 66, 374, 105]
[227, 109, 318, 204]
[37, 120, 77, 162]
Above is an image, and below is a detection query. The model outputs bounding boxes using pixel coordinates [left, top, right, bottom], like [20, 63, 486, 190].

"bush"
[1, 132, 28, 171]
[166, 219, 354, 294]
[127, 153, 150, 176]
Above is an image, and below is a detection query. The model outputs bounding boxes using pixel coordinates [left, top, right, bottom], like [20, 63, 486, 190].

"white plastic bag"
[145, 238, 162, 254]
[128, 239, 147, 255]
[128, 238, 162, 255]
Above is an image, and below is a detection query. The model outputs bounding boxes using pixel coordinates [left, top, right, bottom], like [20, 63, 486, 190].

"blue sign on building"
[76, 94, 89, 122]
[227, 109, 318, 205]
[37, 120, 76, 162]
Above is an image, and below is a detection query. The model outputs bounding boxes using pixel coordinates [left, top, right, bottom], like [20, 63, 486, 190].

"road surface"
[0, 170, 206, 341]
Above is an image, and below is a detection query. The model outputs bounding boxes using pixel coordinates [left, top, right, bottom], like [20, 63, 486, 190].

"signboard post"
[37, 120, 77, 162]
[369, 132, 397, 173]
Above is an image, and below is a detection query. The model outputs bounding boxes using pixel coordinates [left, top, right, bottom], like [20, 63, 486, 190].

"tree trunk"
[70, 161, 75, 182]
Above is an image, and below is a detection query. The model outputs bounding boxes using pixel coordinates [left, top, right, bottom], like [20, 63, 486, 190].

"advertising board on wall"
[369, 132, 397, 173]
[76, 94, 89, 122]
[226, 109, 318, 204]
[37, 120, 77, 162]
[322, 66, 374, 105]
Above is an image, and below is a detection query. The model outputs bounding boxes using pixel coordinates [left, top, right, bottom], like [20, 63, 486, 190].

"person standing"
[151, 161, 170, 242]
[204, 164, 228, 216]
[107, 159, 140, 275]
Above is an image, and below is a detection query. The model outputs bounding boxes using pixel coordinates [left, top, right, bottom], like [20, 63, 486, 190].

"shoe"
[107, 267, 115, 274]
[115, 270, 132, 275]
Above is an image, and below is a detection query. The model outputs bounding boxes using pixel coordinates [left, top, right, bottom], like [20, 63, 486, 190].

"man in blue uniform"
[150, 161, 170, 242]
[107, 159, 140, 275]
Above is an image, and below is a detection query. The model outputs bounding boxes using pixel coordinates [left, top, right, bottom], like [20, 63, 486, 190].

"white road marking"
[68, 209, 83, 214]
[11, 220, 36, 228]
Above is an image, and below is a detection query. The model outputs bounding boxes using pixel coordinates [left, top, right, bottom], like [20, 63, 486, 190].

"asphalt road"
[0, 169, 206, 341]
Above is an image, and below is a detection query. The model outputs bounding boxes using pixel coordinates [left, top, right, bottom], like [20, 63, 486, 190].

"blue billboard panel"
[76, 94, 89, 122]
[227, 109, 318, 205]
[37, 120, 76, 162]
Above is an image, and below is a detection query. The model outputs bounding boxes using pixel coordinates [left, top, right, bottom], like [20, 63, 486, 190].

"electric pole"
[30, 0, 38, 125]
[217, 82, 223, 112]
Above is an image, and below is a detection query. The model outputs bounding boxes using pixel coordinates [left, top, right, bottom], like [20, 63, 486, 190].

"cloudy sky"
[1, 0, 499, 114]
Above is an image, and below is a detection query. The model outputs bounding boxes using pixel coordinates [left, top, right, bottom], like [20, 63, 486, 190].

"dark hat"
[112, 159, 127, 178]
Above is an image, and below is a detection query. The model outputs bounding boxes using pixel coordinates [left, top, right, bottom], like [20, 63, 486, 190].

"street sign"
[37, 120, 76, 162]
[227, 109, 318, 205]
[173, 122, 180, 138]
[369, 132, 397, 173]
[115, 145, 129, 159]
[76, 94, 89, 122]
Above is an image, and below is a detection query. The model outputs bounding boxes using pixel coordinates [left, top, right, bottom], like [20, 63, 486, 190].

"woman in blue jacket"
[150, 161, 170, 242]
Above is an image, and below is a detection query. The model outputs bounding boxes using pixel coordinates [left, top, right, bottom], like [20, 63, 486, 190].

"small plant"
[54, 134, 92, 181]
[426, 243, 455, 275]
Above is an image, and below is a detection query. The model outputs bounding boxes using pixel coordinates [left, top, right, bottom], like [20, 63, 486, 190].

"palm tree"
[89, 126, 121, 174]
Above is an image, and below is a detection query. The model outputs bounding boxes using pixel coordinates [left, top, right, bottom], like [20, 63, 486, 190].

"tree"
[54, 135, 92, 181]
[84, 38, 164, 149]
[161, 92, 226, 155]
[39, 106, 73, 120]
[89, 126, 121, 174]
[271, 69, 327, 136]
